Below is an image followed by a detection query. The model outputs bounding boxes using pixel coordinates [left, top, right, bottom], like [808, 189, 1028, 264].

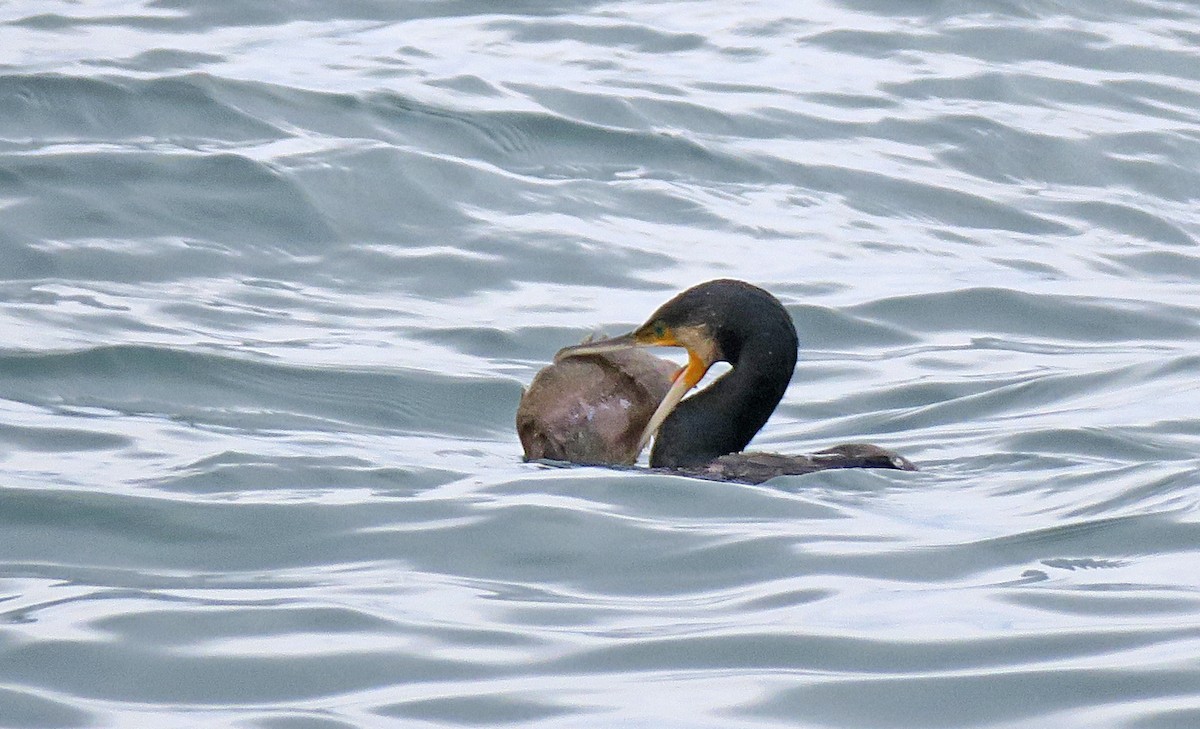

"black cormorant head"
[555, 279, 797, 455]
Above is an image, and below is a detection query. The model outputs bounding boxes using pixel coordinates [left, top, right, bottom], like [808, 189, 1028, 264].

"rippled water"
[2, 1, 1199, 727]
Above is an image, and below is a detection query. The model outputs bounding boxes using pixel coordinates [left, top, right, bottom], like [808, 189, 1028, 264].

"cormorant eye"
[653, 322, 667, 339]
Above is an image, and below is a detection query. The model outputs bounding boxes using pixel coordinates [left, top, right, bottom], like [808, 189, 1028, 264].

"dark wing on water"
[678, 443, 916, 484]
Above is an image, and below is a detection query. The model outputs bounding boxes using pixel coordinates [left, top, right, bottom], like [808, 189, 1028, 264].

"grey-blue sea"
[2, 1, 1199, 727]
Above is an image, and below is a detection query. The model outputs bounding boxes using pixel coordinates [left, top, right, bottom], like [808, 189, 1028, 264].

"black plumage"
[552, 279, 914, 483]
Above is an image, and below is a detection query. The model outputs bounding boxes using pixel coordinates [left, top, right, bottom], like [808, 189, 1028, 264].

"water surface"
[1, 1, 1199, 727]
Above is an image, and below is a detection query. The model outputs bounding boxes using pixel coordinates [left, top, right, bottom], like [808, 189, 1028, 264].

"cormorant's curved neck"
[650, 316, 797, 469]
